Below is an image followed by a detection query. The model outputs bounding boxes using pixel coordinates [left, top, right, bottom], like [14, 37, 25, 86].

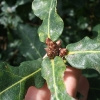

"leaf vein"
[48, 0, 54, 38]
[0, 68, 41, 95]
[68, 51, 100, 55]
[51, 60, 59, 100]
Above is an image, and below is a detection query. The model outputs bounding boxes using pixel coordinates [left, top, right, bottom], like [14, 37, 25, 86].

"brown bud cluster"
[45, 38, 68, 59]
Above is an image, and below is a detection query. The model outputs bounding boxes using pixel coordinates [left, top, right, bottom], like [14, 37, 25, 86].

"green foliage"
[0, 0, 100, 100]
[42, 57, 74, 100]
[0, 59, 44, 100]
[66, 25, 100, 72]
[32, 0, 64, 42]
[17, 24, 45, 60]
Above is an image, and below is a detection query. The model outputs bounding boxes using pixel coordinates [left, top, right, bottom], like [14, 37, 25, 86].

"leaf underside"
[32, 0, 64, 42]
[0, 59, 44, 100]
[42, 56, 75, 100]
[66, 24, 100, 73]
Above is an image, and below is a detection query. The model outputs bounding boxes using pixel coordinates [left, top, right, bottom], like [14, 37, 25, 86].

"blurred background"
[0, 0, 100, 99]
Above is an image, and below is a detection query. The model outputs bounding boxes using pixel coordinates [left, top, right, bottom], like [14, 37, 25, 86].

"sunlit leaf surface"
[66, 25, 100, 73]
[32, 0, 64, 42]
[42, 56, 75, 100]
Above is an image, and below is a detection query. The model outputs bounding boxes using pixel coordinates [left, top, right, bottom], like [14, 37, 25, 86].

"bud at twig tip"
[56, 40, 62, 47]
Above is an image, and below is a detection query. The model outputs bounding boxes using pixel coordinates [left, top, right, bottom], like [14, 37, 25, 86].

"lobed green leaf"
[0, 59, 44, 100]
[42, 56, 75, 100]
[66, 25, 100, 73]
[32, 0, 64, 42]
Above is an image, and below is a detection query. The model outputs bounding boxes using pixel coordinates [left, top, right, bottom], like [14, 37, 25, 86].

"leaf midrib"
[0, 68, 41, 95]
[51, 60, 59, 100]
[68, 51, 100, 55]
[48, 0, 54, 38]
